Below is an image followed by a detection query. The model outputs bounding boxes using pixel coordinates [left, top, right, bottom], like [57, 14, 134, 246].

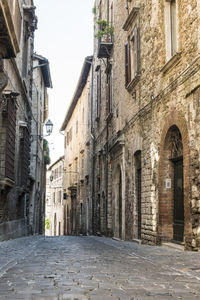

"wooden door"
[173, 158, 184, 242]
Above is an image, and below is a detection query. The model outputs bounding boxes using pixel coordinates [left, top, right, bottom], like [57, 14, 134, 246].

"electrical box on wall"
[165, 178, 171, 189]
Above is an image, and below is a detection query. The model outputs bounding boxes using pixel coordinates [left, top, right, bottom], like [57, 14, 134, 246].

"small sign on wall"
[165, 178, 171, 189]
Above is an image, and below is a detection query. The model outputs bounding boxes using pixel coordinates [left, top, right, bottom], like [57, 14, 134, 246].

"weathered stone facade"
[61, 56, 93, 236]
[29, 53, 52, 235]
[0, 0, 51, 241]
[88, 0, 200, 250]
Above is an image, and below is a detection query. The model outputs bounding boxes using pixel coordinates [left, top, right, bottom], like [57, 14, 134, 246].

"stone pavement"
[0, 236, 200, 300]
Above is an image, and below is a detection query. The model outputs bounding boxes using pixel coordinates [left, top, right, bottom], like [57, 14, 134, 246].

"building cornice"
[60, 56, 93, 131]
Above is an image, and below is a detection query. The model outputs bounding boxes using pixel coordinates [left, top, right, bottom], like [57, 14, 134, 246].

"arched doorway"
[159, 125, 184, 242]
[134, 151, 142, 239]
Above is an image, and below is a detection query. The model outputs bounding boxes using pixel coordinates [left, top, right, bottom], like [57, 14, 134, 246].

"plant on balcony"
[95, 19, 114, 41]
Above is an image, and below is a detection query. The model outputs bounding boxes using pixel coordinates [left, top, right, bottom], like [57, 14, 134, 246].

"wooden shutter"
[137, 28, 140, 74]
[134, 26, 139, 77]
[18, 127, 30, 187]
[1, 96, 17, 182]
[125, 42, 131, 86]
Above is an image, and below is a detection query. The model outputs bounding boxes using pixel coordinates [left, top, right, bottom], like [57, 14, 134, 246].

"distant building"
[46, 156, 64, 236]
[61, 56, 93, 236]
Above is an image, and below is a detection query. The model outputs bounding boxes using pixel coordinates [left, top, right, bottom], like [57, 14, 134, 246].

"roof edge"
[60, 55, 93, 131]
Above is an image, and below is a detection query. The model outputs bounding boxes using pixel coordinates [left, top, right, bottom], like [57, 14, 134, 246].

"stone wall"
[91, 0, 200, 250]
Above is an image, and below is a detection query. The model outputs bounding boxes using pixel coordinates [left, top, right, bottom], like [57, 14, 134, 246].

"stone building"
[61, 56, 93, 236]
[0, 0, 38, 240]
[29, 53, 52, 235]
[89, 0, 200, 250]
[46, 156, 64, 236]
[0, 0, 51, 241]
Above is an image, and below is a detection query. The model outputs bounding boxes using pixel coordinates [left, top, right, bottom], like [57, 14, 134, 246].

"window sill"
[160, 52, 182, 74]
[126, 74, 140, 94]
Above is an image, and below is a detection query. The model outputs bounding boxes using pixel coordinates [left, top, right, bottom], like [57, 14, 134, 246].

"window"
[53, 192, 56, 204]
[69, 164, 72, 185]
[131, 26, 139, 78]
[165, 0, 177, 60]
[125, 42, 131, 86]
[22, 21, 29, 78]
[98, 0, 102, 19]
[82, 108, 84, 123]
[66, 131, 69, 145]
[75, 158, 78, 182]
[81, 156, 84, 179]
[69, 127, 72, 142]
[59, 190, 62, 203]
[125, 25, 139, 86]
[18, 127, 30, 186]
[110, 3, 113, 28]
[0, 93, 17, 182]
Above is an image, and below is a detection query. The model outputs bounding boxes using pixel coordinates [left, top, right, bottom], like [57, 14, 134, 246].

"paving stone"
[0, 236, 200, 299]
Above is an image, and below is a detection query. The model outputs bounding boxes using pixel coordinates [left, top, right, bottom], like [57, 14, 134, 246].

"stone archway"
[158, 111, 190, 245]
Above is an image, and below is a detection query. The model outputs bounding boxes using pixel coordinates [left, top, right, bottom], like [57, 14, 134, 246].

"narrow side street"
[0, 236, 200, 300]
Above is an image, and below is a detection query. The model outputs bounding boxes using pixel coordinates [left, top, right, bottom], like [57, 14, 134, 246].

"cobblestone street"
[0, 236, 200, 300]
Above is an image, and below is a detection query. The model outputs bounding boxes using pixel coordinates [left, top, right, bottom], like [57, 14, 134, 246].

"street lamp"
[30, 119, 53, 141]
[45, 119, 53, 136]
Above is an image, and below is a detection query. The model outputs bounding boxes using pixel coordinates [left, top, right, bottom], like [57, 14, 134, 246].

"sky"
[34, 0, 94, 163]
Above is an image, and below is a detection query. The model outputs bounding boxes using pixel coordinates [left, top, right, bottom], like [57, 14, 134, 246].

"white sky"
[34, 0, 94, 163]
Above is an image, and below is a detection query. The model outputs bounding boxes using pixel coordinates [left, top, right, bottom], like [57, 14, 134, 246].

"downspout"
[90, 62, 95, 235]
[106, 116, 109, 235]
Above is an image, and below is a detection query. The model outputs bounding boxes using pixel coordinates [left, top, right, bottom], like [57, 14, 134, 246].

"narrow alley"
[0, 236, 200, 300]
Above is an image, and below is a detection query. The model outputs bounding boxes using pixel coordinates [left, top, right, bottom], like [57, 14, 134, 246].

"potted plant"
[95, 19, 114, 42]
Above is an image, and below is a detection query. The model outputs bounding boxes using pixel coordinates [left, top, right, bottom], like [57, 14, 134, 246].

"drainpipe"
[105, 119, 109, 235]
[90, 62, 95, 235]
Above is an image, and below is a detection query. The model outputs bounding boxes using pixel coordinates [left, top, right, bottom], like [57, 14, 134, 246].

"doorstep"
[162, 242, 184, 251]
[132, 238, 142, 245]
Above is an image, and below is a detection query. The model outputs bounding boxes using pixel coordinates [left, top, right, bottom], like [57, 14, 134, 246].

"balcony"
[95, 20, 113, 59]
[0, 0, 22, 58]
[97, 35, 113, 59]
